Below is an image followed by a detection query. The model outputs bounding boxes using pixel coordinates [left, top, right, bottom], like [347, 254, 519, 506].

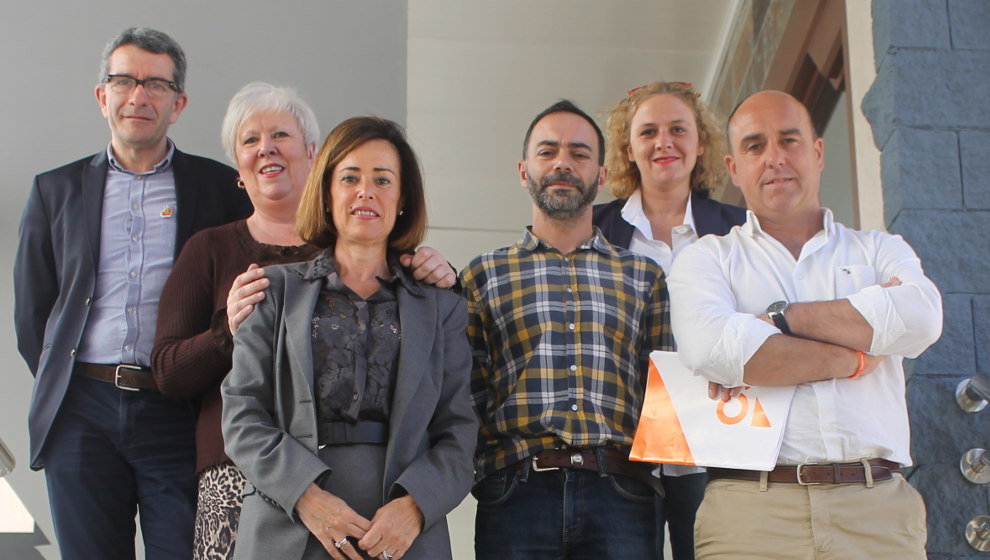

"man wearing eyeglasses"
[14, 28, 251, 559]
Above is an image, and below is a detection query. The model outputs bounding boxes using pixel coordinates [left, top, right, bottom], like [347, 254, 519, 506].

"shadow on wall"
[0, 525, 49, 559]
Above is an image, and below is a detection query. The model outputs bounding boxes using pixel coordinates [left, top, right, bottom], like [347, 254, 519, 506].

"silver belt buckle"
[114, 364, 143, 391]
[570, 452, 584, 467]
[796, 463, 820, 485]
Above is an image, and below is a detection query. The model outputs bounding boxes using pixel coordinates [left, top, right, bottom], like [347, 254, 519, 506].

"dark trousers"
[474, 465, 657, 559]
[657, 472, 707, 560]
[42, 375, 197, 560]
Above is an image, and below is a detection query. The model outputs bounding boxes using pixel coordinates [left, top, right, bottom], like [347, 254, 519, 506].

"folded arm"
[843, 235, 942, 357]
[669, 244, 779, 387]
[670, 234, 942, 389]
[751, 235, 942, 383]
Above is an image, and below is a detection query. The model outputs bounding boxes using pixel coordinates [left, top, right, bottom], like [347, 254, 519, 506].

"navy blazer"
[593, 191, 746, 251]
[13, 147, 252, 469]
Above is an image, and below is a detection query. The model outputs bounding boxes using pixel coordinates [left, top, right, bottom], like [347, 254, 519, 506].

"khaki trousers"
[694, 473, 926, 560]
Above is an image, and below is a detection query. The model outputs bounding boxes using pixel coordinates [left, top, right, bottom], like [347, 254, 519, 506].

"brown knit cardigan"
[152, 219, 319, 472]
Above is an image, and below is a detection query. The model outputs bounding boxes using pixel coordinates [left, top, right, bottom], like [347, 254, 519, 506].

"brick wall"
[863, 1, 990, 557]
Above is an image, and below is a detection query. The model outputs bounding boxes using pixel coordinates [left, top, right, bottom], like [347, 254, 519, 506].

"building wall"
[863, 0, 990, 557]
[4, 3, 737, 558]
[407, 0, 737, 270]
[0, 2, 407, 558]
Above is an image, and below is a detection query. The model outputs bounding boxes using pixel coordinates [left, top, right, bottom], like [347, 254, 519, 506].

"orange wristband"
[849, 351, 867, 379]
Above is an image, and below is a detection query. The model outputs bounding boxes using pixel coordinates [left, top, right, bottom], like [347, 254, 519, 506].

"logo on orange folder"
[716, 390, 772, 428]
[631, 351, 792, 468]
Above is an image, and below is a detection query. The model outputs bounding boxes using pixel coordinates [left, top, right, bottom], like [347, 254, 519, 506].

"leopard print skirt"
[194, 461, 247, 560]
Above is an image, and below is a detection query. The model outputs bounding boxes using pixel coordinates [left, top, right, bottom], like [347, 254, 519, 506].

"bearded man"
[460, 100, 671, 560]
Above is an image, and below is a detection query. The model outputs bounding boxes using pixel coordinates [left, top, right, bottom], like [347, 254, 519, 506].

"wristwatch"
[766, 300, 792, 336]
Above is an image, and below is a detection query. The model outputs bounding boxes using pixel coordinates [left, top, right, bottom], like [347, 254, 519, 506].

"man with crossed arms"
[668, 90, 941, 559]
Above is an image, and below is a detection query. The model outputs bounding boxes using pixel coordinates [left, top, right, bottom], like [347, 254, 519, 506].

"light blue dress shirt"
[76, 142, 178, 366]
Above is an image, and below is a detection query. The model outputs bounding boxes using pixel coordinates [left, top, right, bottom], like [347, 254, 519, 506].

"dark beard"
[527, 170, 598, 220]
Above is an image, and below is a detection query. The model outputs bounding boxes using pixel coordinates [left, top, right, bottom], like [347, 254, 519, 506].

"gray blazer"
[14, 148, 251, 469]
[221, 254, 477, 560]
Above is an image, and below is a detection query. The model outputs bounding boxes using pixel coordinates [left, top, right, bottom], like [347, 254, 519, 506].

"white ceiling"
[411, 0, 740, 94]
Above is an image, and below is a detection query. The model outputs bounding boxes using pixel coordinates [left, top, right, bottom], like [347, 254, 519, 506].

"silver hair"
[98, 27, 187, 92]
[221, 82, 321, 163]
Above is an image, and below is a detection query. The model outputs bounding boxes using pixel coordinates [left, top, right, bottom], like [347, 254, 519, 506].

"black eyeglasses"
[105, 74, 178, 97]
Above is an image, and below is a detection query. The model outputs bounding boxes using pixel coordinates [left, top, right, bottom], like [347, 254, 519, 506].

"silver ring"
[334, 537, 349, 549]
[382, 552, 394, 560]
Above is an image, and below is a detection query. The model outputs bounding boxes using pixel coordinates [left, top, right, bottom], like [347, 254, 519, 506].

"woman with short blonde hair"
[592, 81, 747, 560]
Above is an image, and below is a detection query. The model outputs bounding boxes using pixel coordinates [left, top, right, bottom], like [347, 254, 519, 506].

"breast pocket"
[834, 265, 877, 298]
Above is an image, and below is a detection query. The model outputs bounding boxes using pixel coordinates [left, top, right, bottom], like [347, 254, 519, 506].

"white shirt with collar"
[621, 189, 697, 275]
[622, 189, 704, 476]
[668, 208, 942, 466]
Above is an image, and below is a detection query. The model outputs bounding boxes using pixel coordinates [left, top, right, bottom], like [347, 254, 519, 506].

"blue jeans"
[474, 463, 658, 559]
[43, 375, 197, 560]
[657, 472, 707, 560]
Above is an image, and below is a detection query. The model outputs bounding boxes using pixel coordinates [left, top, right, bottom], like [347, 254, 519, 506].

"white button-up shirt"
[622, 190, 697, 275]
[622, 190, 703, 476]
[668, 209, 942, 466]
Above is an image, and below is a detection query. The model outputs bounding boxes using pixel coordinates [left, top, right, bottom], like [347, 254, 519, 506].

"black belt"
[708, 459, 902, 485]
[73, 362, 158, 392]
[318, 421, 389, 447]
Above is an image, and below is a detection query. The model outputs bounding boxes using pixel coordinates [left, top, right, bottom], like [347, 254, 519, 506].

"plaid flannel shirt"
[461, 227, 673, 477]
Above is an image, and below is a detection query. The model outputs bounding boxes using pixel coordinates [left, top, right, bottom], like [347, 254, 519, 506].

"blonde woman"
[593, 81, 746, 560]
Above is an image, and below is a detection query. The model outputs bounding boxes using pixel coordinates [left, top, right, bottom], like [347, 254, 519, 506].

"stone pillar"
[863, 0, 990, 557]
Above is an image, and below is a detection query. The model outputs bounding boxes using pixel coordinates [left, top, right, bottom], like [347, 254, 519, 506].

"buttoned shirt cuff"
[846, 285, 907, 356]
[706, 312, 779, 387]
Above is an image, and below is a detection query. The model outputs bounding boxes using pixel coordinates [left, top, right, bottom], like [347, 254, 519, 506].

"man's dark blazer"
[593, 192, 747, 251]
[13, 146, 253, 469]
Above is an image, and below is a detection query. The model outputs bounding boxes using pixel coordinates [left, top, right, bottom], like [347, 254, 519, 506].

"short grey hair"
[98, 27, 187, 93]
[221, 82, 321, 163]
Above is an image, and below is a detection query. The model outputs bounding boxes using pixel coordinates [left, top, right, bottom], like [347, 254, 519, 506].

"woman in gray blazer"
[221, 117, 477, 560]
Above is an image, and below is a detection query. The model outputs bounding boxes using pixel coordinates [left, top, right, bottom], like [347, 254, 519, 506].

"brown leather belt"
[73, 362, 159, 392]
[708, 458, 901, 485]
[530, 448, 634, 474]
[518, 448, 663, 495]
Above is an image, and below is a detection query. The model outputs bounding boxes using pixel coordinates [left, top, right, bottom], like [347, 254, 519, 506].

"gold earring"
[236, 178, 245, 189]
